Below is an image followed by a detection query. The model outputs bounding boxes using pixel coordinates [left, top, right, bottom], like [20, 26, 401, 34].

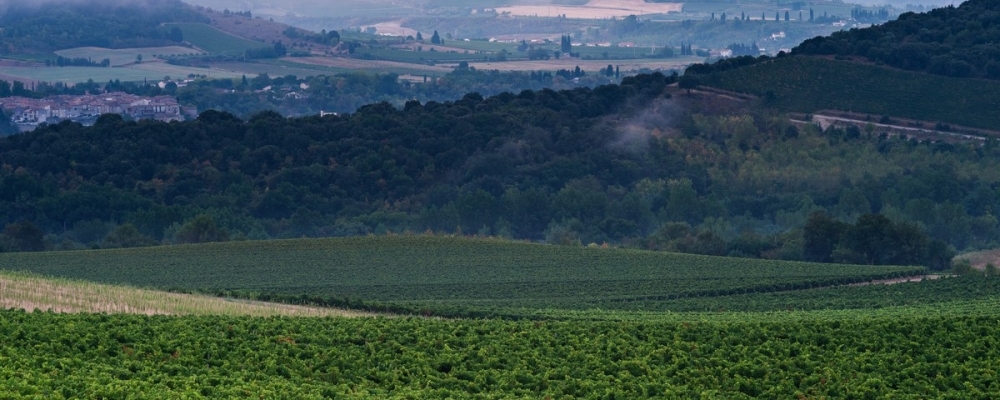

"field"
[355, 48, 485, 63]
[291, 56, 451, 75]
[496, 0, 683, 18]
[2, 236, 999, 397]
[0, 271, 363, 317]
[699, 56, 1000, 129]
[55, 46, 204, 67]
[210, 60, 353, 78]
[0, 236, 923, 316]
[167, 23, 270, 55]
[0, 63, 244, 84]
[2, 300, 1000, 397]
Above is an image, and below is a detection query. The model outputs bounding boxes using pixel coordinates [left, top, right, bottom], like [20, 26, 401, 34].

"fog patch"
[607, 97, 681, 154]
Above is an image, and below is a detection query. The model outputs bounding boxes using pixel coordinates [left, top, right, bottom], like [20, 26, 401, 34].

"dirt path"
[808, 114, 986, 142]
[847, 274, 950, 287]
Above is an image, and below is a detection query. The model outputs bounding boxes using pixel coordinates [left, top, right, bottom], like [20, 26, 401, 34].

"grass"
[0, 270, 366, 317]
[0, 236, 923, 315]
[700, 56, 1000, 129]
[167, 22, 270, 55]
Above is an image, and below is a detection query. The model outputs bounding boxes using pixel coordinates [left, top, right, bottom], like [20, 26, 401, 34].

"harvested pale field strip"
[496, 0, 682, 19]
[0, 271, 370, 317]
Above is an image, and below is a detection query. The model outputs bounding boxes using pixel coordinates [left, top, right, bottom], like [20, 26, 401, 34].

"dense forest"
[3, 72, 997, 269]
[793, 0, 1000, 79]
[0, 0, 206, 53]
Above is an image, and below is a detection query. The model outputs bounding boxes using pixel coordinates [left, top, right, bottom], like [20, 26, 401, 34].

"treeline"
[170, 67, 618, 116]
[45, 56, 110, 68]
[0, 66, 619, 117]
[244, 41, 287, 59]
[283, 27, 340, 46]
[0, 0, 207, 52]
[793, 0, 1000, 79]
[0, 73, 994, 269]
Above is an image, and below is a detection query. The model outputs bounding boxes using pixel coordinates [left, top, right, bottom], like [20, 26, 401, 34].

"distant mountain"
[0, 0, 208, 53]
[793, 0, 1000, 79]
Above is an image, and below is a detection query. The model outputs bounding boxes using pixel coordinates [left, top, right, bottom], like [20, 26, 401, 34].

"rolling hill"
[688, 0, 1000, 128]
[0, 236, 925, 316]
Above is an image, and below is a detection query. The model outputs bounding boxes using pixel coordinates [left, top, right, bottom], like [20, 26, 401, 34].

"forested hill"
[3, 72, 997, 269]
[792, 0, 1000, 79]
[0, 0, 206, 52]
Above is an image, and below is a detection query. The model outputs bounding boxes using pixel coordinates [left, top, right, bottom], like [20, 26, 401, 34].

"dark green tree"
[802, 212, 849, 262]
[174, 215, 229, 244]
[678, 74, 700, 94]
[0, 221, 45, 252]
[103, 223, 158, 248]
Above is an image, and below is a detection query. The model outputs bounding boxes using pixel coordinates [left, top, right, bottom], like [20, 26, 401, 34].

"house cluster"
[0, 93, 193, 132]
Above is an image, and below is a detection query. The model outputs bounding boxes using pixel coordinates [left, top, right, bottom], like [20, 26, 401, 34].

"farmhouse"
[0, 93, 188, 132]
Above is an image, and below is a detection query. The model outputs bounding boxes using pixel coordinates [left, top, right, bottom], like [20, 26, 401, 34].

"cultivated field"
[55, 46, 204, 67]
[168, 22, 270, 55]
[0, 236, 924, 316]
[496, 0, 683, 18]
[0, 271, 365, 317]
[0, 63, 243, 84]
[2, 236, 998, 397]
[700, 56, 1000, 129]
[292, 56, 451, 74]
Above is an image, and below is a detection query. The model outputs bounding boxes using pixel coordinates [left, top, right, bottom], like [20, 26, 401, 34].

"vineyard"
[0, 236, 924, 316]
[614, 274, 1000, 313]
[2, 236, 999, 397]
[1, 306, 999, 398]
[699, 56, 1000, 130]
[167, 23, 270, 55]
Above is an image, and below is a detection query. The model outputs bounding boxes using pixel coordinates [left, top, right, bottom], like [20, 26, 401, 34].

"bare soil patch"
[369, 20, 419, 38]
[955, 249, 1000, 271]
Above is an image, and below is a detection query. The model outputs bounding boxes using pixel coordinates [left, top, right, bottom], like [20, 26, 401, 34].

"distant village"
[0, 93, 195, 132]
